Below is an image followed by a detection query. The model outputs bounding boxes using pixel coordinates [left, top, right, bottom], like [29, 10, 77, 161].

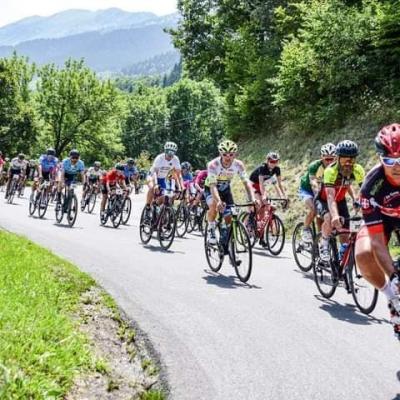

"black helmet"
[181, 161, 192, 170]
[336, 140, 359, 157]
[127, 158, 135, 165]
[115, 163, 124, 172]
[69, 149, 80, 158]
[47, 148, 56, 156]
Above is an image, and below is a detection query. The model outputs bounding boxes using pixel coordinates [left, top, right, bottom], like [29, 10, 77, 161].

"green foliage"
[0, 53, 39, 157]
[36, 59, 125, 161]
[0, 231, 94, 398]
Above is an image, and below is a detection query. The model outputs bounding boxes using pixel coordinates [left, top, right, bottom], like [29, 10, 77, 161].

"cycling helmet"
[5, 157, 9, 162]
[181, 161, 192, 170]
[30, 159, 37, 166]
[18, 153, 25, 160]
[115, 163, 124, 172]
[69, 149, 80, 158]
[218, 140, 238, 153]
[375, 123, 400, 157]
[336, 140, 359, 157]
[320, 143, 336, 156]
[127, 158, 135, 165]
[94, 161, 101, 168]
[46, 148, 56, 156]
[267, 151, 280, 161]
[164, 141, 178, 153]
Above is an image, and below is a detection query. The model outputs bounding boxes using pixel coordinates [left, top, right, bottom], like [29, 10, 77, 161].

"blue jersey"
[123, 165, 138, 179]
[62, 158, 85, 175]
[39, 154, 58, 172]
[182, 172, 193, 182]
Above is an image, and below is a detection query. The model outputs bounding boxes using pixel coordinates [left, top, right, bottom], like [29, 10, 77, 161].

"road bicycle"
[100, 188, 127, 228]
[55, 182, 79, 227]
[139, 195, 177, 250]
[81, 182, 98, 214]
[5, 173, 22, 204]
[29, 179, 53, 218]
[240, 198, 287, 256]
[204, 203, 253, 283]
[187, 201, 207, 235]
[312, 216, 378, 314]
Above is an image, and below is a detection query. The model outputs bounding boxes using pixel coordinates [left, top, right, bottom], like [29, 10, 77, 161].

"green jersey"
[300, 160, 325, 192]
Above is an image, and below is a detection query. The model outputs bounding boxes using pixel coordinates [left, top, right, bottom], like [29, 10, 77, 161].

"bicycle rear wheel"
[204, 222, 224, 272]
[158, 206, 176, 250]
[292, 222, 313, 272]
[348, 250, 379, 314]
[264, 214, 285, 255]
[229, 220, 252, 282]
[67, 194, 78, 227]
[312, 235, 338, 298]
[121, 197, 131, 225]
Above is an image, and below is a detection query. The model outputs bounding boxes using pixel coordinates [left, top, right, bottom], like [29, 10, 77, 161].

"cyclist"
[100, 163, 127, 218]
[145, 141, 183, 213]
[82, 161, 102, 204]
[355, 124, 400, 339]
[249, 152, 287, 203]
[181, 161, 195, 202]
[5, 153, 27, 199]
[193, 169, 208, 206]
[299, 143, 337, 243]
[36, 148, 58, 196]
[56, 150, 85, 209]
[315, 140, 364, 262]
[123, 158, 139, 193]
[205, 139, 256, 244]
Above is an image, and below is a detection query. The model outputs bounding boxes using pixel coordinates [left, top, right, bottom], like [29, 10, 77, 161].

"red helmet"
[375, 124, 400, 157]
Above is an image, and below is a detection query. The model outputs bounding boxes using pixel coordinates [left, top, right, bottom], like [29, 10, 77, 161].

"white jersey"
[86, 167, 102, 179]
[206, 157, 247, 190]
[151, 153, 181, 179]
[10, 157, 27, 171]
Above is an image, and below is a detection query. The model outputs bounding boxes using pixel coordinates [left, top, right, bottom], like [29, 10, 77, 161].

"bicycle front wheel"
[292, 222, 313, 272]
[88, 192, 97, 214]
[139, 206, 153, 244]
[67, 194, 78, 227]
[204, 222, 224, 272]
[121, 197, 131, 225]
[158, 206, 176, 250]
[348, 251, 379, 314]
[239, 211, 257, 248]
[229, 220, 252, 283]
[264, 214, 285, 255]
[38, 191, 49, 218]
[175, 203, 188, 237]
[29, 192, 37, 215]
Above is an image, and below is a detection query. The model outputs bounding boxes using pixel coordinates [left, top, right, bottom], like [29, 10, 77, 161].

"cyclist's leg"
[100, 184, 108, 214]
[299, 188, 315, 242]
[315, 199, 331, 261]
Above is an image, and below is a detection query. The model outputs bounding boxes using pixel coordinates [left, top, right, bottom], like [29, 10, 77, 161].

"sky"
[0, 0, 178, 27]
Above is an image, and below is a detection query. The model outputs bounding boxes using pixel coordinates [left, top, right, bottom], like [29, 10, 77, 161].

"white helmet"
[320, 143, 336, 156]
[164, 141, 178, 153]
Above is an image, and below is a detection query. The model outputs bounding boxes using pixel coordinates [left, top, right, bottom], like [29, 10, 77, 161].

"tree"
[36, 59, 124, 159]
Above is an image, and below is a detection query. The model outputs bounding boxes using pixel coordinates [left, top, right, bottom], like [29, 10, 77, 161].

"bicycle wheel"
[264, 214, 285, 255]
[67, 194, 78, 227]
[139, 206, 153, 244]
[312, 235, 338, 298]
[175, 202, 188, 237]
[187, 205, 197, 233]
[7, 180, 17, 204]
[29, 192, 37, 215]
[111, 199, 123, 228]
[239, 211, 257, 248]
[348, 250, 379, 314]
[229, 220, 252, 282]
[204, 222, 224, 272]
[87, 192, 97, 214]
[121, 197, 131, 225]
[80, 194, 87, 212]
[38, 190, 49, 218]
[55, 194, 65, 223]
[158, 206, 176, 250]
[292, 222, 313, 272]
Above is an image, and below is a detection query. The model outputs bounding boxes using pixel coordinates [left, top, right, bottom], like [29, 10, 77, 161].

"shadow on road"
[53, 223, 83, 230]
[315, 295, 388, 325]
[252, 249, 290, 259]
[142, 244, 184, 254]
[293, 269, 315, 282]
[202, 270, 262, 289]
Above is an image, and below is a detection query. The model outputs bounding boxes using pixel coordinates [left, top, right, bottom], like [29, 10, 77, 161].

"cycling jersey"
[195, 170, 208, 188]
[104, 170, 125, 186]
[86, 167, 102, 179]
[249, 164, 280, 184]
[150, 154, 181, 179]
[10, 158, 27, 172]
[182, 172, 193, 182]
[300, 160, 325, 192]
[359, 164, 400, 237]
[319, 161, 364, 201]
[61, 158, 85, 175]
[205, 157, 247, 191]
[123, 165, 138, 179]
[39, 154, 58, 172]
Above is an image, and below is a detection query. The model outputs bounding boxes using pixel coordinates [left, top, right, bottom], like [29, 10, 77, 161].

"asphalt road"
[1, 189, 399, 400]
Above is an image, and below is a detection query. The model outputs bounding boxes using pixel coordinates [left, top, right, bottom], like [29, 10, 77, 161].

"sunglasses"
[222, 152, 235, 157]
[323, 157, 335, 163]
[70, 157, 79, 160]
[267, 159, 279, 164]
[381, 156, 400, 167]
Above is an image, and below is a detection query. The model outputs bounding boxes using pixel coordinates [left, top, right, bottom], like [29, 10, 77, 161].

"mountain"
[0, 9, 180, 74]
[0, 8, 169, 46]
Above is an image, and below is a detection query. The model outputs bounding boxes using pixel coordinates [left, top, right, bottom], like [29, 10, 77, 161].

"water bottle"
[338, 243, 348, 261]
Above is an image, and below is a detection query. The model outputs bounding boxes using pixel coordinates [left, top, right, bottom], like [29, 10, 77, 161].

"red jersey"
[104, 170, 125, 185]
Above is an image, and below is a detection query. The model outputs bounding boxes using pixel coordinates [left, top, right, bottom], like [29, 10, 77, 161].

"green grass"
[0, 230, 95, 398]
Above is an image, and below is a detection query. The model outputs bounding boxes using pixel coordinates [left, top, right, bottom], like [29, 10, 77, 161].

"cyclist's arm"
[326, 186, 339, 221]
[243, 179, 256, 203]
[276, 175, 287, 199]
[310, 175, 320, 196]
[258, 175, 267, 200]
